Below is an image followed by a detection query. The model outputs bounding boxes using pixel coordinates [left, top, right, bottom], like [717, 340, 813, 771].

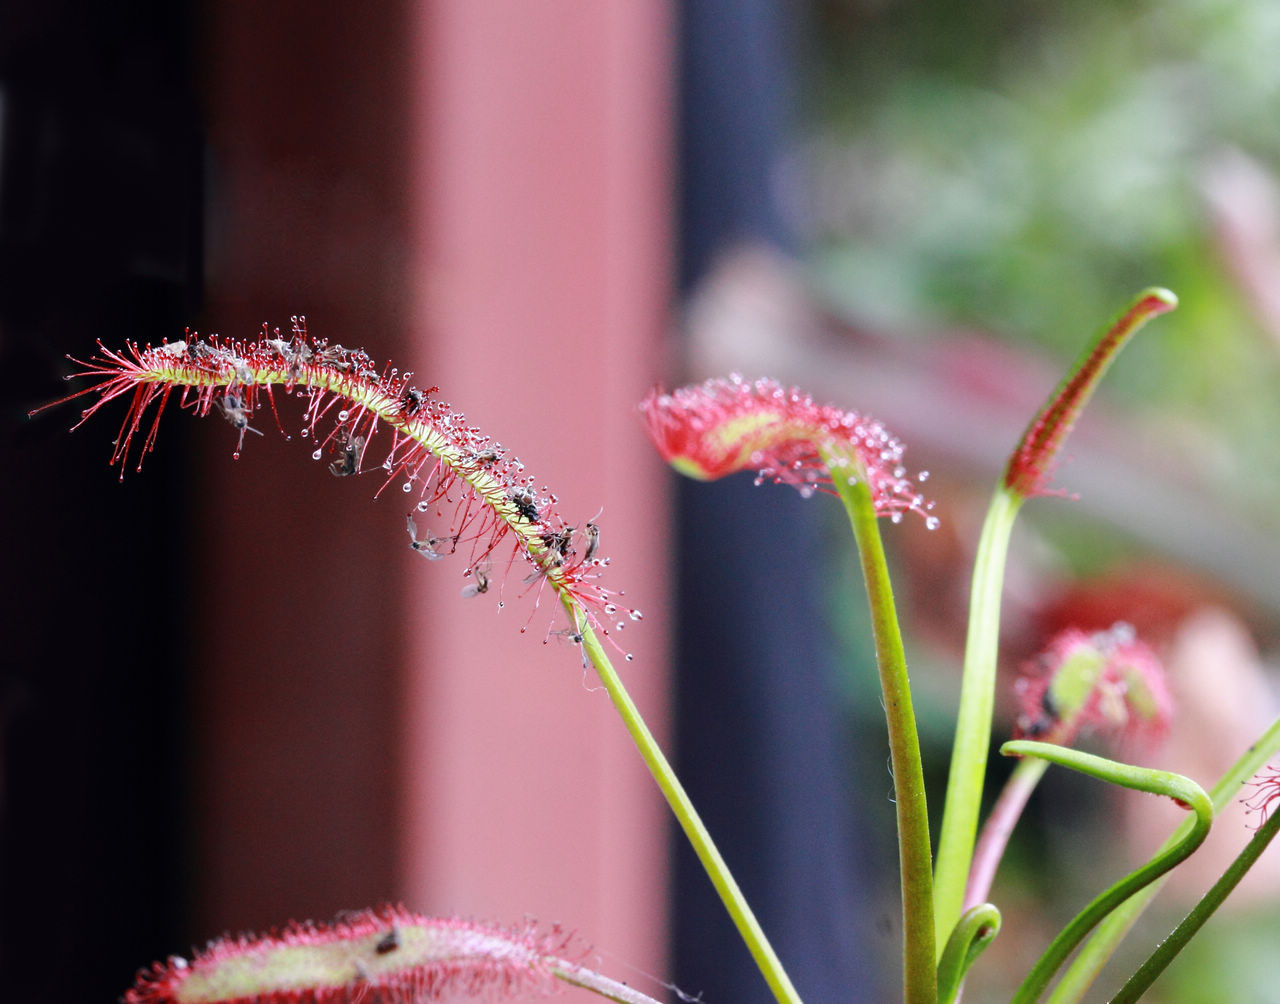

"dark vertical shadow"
[673, 2, 889, 1000]
[0, 2, 202, 998]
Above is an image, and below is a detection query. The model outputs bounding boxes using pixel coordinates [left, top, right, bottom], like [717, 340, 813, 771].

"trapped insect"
[539, 529, 574, 569]
[406, 514, 449, 560]
[400, 386, 426, 417]
[547, 625, 585, 646]
[460, 562, 491, 598]
[329, 432, 365, 478]
[375, 926, 401, 955]
[217, 390, 263, 444]
[579, 508, 603, 561]
[508, 486, 540, 522]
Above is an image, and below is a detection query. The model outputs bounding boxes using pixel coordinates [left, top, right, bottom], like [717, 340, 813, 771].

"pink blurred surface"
[193, 2, 673, 992]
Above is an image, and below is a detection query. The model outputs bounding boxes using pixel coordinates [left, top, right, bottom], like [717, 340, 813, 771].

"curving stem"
[1048, 712, 1280, 1002]
[1000, 741, 1212, 1003]
[569, 598, 803, 1004]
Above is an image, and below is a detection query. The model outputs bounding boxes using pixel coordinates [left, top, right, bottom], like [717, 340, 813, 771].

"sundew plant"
[35, 290, 1280, 1002]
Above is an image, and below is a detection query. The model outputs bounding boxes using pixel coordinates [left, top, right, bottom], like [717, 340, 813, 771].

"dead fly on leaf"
[582, 522, 600, 561]
[460, 561, 492, 599]
[217, 390, 264, 447]
[374, 926, 401, 955]
[400, 386, 426, 417]
[507, 486, 540, 523]
[406, 514, 449, 560]
[578, 507, 603, 561]
[538, 529, 574, 570]
[547, 625, 585, 646]
[329, 432, 365, 477]
[316, 343, 352, 371]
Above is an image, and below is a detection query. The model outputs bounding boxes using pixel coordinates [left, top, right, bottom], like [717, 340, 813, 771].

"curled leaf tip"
[936, 903, 1002, 1004]
[1004, 288, 1177, 499]
[641, 374, 936, 526]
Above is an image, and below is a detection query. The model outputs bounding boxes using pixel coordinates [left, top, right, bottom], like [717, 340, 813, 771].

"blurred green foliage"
[805, 3, 1280, 995]
[801, 0, 1280, 509]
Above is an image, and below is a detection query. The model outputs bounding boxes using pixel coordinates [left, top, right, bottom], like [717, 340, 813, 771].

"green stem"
[933, 486, 1023, 952]
[554, 960, 667, 1004]
[826, 449, 936, 1004]
[569, 598, 802, 1004]
[1001, 741, 1213, 1004]
[1111, 796, 1280, 1002]
[1047, 713, 1280, 1003]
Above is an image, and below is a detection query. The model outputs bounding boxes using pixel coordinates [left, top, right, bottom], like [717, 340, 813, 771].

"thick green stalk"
[1002, 741, 1213, 1004]
[1111, 796, 1280, 1002]
[1048, 713, 1280, 1002]
[569, 599, 802, 1004]
[827, 452, 936, 1004]
[933, 486, 1022, 952]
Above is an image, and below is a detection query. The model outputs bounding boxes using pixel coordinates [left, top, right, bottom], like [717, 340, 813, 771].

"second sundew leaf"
[644, 376, 939, 1002]
[932, 288, 1179, 958]
[641, 374, 938, 524]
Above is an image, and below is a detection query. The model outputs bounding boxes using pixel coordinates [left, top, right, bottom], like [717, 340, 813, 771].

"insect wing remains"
[460, 561, 491, 598]
[406, 514, 447, 560]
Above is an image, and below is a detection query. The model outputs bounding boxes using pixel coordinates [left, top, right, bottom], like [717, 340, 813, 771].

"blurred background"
[4, 1, 1280, 1001]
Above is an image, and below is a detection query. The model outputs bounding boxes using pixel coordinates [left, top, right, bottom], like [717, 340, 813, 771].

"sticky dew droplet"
[925, 516, 940, 531]
[625, 653, 635, 662]
[629, 610, 643, 621]
[402, 482, 413, 493]
[337, 410, 350, 421]
[416, 501, 430, 512]
[312, 449, 323, 460]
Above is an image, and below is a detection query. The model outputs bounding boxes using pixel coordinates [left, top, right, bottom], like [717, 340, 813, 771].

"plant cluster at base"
[39, 286, 1280, 1004]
